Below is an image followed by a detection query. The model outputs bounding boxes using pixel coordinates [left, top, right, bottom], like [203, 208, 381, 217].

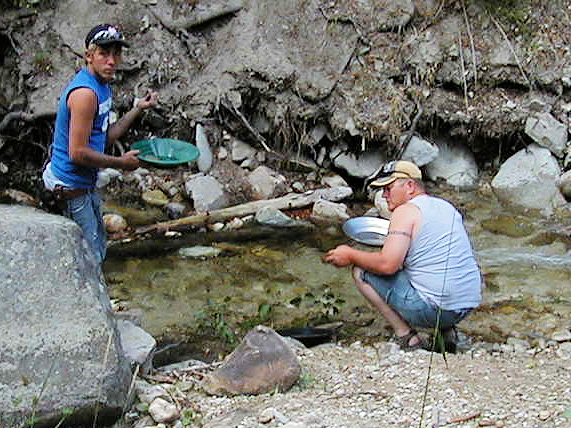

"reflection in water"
[104, 190, 571, 349]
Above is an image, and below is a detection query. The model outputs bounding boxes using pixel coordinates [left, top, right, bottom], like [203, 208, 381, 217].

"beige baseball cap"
[369, 160, 422, 188]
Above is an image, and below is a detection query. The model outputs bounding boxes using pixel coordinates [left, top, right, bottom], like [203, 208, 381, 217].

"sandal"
[394, 329, 428, 352]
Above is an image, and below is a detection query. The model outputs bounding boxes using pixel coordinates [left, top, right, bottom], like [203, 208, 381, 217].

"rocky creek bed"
[129, 337, 571, 428]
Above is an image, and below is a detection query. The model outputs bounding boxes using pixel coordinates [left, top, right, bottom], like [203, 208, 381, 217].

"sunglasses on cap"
[85, 25, 129, 48]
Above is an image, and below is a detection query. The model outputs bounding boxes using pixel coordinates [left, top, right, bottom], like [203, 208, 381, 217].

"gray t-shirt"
[404, 194, 481, 310]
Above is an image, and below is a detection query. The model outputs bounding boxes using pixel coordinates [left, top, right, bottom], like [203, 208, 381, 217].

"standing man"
[325, 161, 481, 350]
[43, 24, 158, 264]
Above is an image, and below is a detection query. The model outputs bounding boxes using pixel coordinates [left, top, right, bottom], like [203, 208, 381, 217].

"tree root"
[0, 111, 56, 133]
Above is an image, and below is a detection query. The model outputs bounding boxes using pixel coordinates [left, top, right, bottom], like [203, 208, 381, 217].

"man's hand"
[136, 92, 159, 111]
[324, 245, 354, 267]
[121, 150, 140, 171]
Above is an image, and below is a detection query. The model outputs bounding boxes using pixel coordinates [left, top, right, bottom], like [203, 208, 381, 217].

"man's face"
[86, 44, 123, 82]
[381, 179, 409, 211]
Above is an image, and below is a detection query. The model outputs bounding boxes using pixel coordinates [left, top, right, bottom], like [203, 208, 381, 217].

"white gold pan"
[342, 216, 390, 246]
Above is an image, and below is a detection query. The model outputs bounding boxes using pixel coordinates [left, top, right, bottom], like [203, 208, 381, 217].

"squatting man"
[324, 160, 482, 350]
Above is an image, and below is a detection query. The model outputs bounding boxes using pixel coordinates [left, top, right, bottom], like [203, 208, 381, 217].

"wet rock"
[201, 325, 301, 396]
[142, 189, 170, 207]
[177, 246, 223, 259]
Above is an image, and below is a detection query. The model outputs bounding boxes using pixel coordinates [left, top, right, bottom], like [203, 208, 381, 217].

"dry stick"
[489, 13, 532, 89]
[219, 96, 272, 152]
[460, 0, 478, 88]
[458, 29, 469, 113]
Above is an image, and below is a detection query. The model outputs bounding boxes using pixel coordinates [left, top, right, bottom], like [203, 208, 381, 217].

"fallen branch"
[0, 111, 56, 133]
[150, 0, 243, 31]
[134, 187, 352, 235]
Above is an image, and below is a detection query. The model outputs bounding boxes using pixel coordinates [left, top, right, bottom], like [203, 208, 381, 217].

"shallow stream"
[103, 187, 571, 362]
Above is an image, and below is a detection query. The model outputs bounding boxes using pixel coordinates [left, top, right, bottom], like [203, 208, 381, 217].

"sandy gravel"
[137, 339, 571, 428]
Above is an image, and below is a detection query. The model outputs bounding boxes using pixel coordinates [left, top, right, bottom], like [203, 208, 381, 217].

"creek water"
[103, 186, 571, 360]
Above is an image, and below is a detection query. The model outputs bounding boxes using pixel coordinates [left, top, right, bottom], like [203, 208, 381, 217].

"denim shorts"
[361, 270, 471, 330]
[63, 191, 106, 264]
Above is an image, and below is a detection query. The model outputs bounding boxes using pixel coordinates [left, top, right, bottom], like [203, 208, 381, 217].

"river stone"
[201, 325, 301, 396]
[0, 205, 131, 428]
[104, 213, 128, 233]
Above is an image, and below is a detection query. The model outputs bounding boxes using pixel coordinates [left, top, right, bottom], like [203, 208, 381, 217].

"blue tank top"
[404, 194, 481, 310]
[50, 68, 112, 188]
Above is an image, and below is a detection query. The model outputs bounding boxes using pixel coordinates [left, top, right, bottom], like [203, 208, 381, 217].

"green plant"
[180, 407, 202, 427]
[33, 52, 52, 73]
[239, 303, 273, 331]
[196, 299, 236, 344]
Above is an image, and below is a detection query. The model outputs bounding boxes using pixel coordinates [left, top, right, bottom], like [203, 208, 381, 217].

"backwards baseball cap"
[369, 160, 422, 188]
[85, 24, 129, 48]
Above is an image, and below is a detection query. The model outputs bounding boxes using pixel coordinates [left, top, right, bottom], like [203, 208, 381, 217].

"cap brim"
[93, 40, 130, 48]
[369, 175, 397, 188]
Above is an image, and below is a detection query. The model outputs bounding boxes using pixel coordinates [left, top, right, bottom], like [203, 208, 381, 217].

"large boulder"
[491, 144, 567, 215]
[0, 205, 132, 428]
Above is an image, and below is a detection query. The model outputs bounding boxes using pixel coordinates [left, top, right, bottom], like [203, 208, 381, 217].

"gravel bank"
[138, 339, 571, 428]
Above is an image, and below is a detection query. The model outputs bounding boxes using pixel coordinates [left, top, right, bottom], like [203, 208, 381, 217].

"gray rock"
[491, 144, 566, 215]
[557, 169, 571, 200]
[310, 200, 350, 224]
[201, 326, 301, 396]
[525, 112, 568, 157]
[425, 139, 478, 189]
[255, 206, 308, 228]
[400, 135, 439, 167]
[185, 175, 229, 212]
[0, 205, 131, 428]
[248, 166, 287, 200]
[117, 319, 156, 375]
[196, 123, 213, 172]
[231, 139, 257, 162]
[330, 144, 385, 179]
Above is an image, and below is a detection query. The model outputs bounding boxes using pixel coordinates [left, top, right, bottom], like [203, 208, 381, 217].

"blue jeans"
[62, 191, 106, 264]
[361, 270, 471, 330]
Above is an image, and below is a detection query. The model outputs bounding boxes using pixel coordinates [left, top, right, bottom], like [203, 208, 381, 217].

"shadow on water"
[104, 189, 571, 365]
